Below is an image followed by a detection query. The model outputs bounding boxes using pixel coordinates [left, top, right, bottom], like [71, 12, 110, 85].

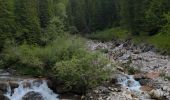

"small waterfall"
[4, 80, 59, 100]
[117, 74, 141, 91]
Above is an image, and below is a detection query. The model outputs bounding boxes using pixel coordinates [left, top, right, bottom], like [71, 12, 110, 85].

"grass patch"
[148, 34, 170, 54]
[131, 33, 149, 44]
[88, 27, 129, 41]
[88, 27, 170, 54]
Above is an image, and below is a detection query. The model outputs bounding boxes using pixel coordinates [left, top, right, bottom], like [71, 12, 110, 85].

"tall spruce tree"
[15, 0, 41, 44]
[0, 0, 15, 49]
[38, 0, 54, 28]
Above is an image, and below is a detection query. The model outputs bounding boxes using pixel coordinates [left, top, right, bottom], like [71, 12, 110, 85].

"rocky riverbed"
[87, 40, 170, 100]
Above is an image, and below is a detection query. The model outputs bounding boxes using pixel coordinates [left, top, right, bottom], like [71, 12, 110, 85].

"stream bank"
[86, 40, 170, 100]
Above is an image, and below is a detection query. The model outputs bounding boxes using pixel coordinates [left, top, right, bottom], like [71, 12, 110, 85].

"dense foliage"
[0, 0, 114, 93]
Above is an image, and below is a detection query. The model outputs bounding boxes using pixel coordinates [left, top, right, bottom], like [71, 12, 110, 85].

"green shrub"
[148, 34, 170, 54]
[127, 66, 140, 75]
[88, 27, 129, 41]
[164, 76, 170, 81]
[53, 52, 112, 92]
[1, 33, 86, 75]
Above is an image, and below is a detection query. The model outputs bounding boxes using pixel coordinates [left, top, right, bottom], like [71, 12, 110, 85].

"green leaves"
[53, 51, 111, 91]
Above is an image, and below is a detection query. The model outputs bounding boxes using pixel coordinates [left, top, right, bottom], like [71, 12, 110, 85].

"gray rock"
[0, 94, 10, 100]
[162, 86, 169, 91]
[22, 91, 43, 100]
[149, 89, 164, 99]
[0, 82, 8, 93]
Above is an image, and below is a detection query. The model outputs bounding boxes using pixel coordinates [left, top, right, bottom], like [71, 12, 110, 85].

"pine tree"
[15, 0, 41, 44]
[38, 0, 54, 28]
[0, 0, 15, 49]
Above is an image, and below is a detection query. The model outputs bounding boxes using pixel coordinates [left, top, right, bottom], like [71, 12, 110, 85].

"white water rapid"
[117, 74, 141, 91]
[4, 80, 59, 100]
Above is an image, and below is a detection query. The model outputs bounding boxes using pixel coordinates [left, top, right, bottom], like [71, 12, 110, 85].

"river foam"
[5, 80, 59, 100]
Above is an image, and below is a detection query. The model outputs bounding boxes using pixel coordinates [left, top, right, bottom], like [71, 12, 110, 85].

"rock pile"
[87, 40, 170, 100]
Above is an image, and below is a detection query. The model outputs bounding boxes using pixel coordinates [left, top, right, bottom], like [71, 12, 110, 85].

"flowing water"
[4, 79, 59, 100]
[117, 74, 141, 91]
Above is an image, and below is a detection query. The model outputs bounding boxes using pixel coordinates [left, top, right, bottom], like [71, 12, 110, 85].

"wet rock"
[126, 80, 135, 87]
[33, 79, 43, 87]
[22, 91, 43, 100]
[110, 73, 128, 84]
[149, 89, 164, 99]
[0, 82, 8, 93]
[139, 79, 151, 86]
[139, 79, 161, 89]
[9, 82, 19, 91]
[0, 94, 10, 100]
[46, 80, 53, 89]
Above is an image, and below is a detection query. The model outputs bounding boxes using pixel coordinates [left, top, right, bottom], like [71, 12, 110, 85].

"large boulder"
[22, 91, 44, 100]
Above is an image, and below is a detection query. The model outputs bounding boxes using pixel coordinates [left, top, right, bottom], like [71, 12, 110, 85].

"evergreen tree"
[15, 0, 41, 44]
[38, 0, 54, 28]
[0, 0, 15, 49]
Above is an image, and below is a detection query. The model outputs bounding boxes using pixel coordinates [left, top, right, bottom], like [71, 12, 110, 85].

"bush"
[88, 27, 129, 41]
[148, 34, 170, 54]
[1, 43, 43, 75]
[127, 66, 140, 75]
[1, 33, 86, 75]
[52, 52, 112, 93]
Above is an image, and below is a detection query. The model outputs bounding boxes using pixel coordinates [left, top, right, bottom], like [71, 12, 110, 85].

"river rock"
[149, 89, 164, 99]
[0, 82, 8, 93]
[33, 79, 43, 87]
[126, 80, 135, 87]
[95, 86, 110, 94]
[22, 91, 43, 100]
[22, 81, 31, 88]
[162, 86, 169, 91]
[0, 94, 10, 100]
[9, 81, 19, 91]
